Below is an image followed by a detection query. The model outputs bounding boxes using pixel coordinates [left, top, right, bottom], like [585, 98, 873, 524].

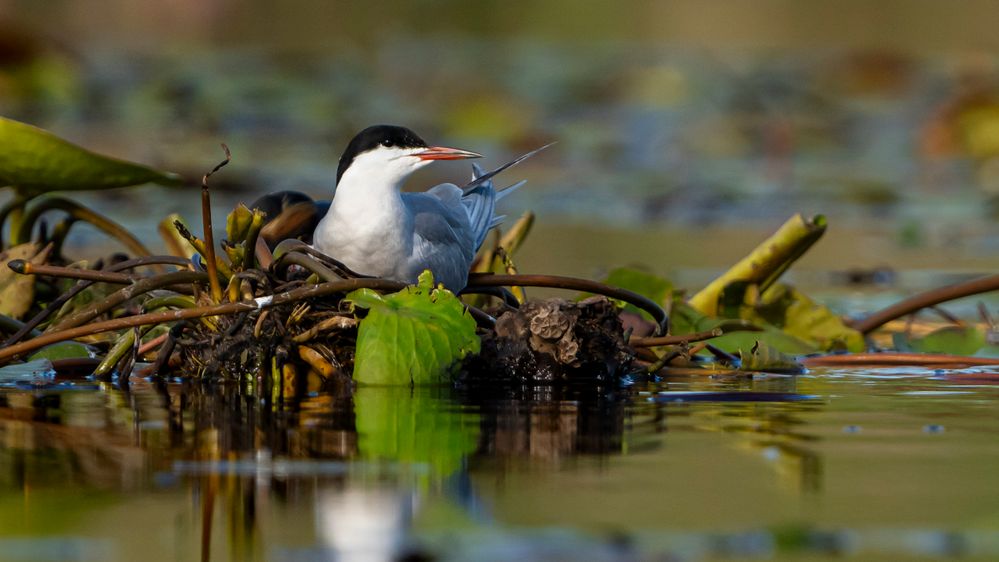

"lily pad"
[0, 116, 182, 196]
[27, 341, 94, 361]
[346, 271, 480, 385]
[908, 326, 985, 356]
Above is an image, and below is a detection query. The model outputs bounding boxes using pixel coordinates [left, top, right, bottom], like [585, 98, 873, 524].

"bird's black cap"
[337, 125, 428, 185]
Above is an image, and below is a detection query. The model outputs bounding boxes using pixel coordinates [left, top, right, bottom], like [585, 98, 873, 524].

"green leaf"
[712, 281, 863, 353]
[908, 326, 985, 356]
[598, 267, 672, 320]
[0, 115, 182, 196]
[738, 341, 806, 374]
[27, 341, 93, 361]
[346, 271, 480, 385]
[705, 326, 816, 356]
[757, 284, 864, 352]
[354, 387, 479, 477]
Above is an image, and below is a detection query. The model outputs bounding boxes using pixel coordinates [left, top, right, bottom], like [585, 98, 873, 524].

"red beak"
[414, 146, 482, 161]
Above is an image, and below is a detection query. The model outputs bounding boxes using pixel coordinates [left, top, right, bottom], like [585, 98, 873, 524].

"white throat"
[312, 147, 428, 277]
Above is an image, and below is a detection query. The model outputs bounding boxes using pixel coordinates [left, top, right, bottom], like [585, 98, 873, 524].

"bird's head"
[336, 125, 481, 187]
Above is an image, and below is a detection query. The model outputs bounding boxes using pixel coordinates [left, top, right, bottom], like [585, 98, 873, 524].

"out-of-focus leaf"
[756, 284, 865, 352]
[346, 270, 480, 385]
[738, 341, 806, 374]
[598, 266, 673, 321]
[690, 214, 826, 316]
[705, 327, 816, 356]
[908, 326, 985, 356]
[27, 341, 93, 361]
[354, 387, 479, 477]
[52, 282, 118, 325]
[0, 242, 42, 319]
[0, 116, 182, 196]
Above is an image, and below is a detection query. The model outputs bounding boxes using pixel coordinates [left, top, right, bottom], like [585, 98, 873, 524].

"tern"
[292, 124, 544, 291]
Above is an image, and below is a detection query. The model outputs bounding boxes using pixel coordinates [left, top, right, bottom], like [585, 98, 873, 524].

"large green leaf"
[346, 271, 480, 385]
[0, 116, 182, 195]
[354, 387, 479, 477]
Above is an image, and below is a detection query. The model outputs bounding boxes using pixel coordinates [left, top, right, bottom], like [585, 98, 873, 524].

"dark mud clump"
[459, 296, 634, 386]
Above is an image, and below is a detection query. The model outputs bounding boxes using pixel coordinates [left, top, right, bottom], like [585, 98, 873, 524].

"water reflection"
[0, 372, 995, 560]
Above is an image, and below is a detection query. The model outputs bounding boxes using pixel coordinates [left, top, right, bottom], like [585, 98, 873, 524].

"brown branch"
[631, 328, 723, 348]
[801, 352, 999, 368]
[849, 274, 999, 334]
[51, 270, 209, 331]
[201, 144, 230, 302]
[9, 260, 137, 283]
[1, 255, 192, 348]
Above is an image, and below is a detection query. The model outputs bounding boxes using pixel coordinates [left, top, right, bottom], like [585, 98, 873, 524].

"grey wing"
[402, 187, 477, 288]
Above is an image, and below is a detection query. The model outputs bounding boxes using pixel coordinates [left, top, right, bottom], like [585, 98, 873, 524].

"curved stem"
[16, 197, 159, 268]
[272, 252, 344, 283]
[465, 273, 669, 335]
[849, 274, 999, 334]
[0, 194, 29, 248]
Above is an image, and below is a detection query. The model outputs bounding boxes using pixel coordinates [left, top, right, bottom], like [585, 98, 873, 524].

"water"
[1, 369, 997, 561]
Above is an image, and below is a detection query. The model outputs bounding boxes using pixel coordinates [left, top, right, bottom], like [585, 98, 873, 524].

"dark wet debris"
[460, 296, 634, 386]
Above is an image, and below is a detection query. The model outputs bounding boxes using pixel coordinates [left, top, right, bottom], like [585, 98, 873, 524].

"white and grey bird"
[304, 124, 541, 291]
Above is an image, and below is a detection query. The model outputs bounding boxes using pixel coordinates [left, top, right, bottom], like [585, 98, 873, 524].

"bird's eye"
[381, 139, 394, 147]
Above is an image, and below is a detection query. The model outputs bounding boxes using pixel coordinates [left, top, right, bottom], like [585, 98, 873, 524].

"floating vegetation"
[3, 116, 999, 393]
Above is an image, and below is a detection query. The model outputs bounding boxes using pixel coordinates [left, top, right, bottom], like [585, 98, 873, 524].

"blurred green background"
[4, 0, 999, 285]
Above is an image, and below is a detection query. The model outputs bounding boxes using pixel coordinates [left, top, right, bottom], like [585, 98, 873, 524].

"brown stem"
[9, 260, 137, 283]
[801, 352, 999, 368]
[15, 197, 161, 269]
[51, 270, 208, 331]
[631, 328, 723, 348]
[465, 273, 668, 335]
[1, 255, 191, 348]
[848, 274, 999, 334]
[201, 144, 230, 302]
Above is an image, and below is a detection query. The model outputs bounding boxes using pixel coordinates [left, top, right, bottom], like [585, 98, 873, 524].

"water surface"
[0, 368, 996, 561]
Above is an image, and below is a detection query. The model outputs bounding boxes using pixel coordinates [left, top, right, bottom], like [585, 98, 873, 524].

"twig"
[201, 144, 230, 303]
[849, 273, 999, 334]
[801, 352, 999, 368]
[1, 255, 191, 348]
[51, 270, 209, 331]
[8, 260, 136, 283]
[631, 328, 723, 348]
